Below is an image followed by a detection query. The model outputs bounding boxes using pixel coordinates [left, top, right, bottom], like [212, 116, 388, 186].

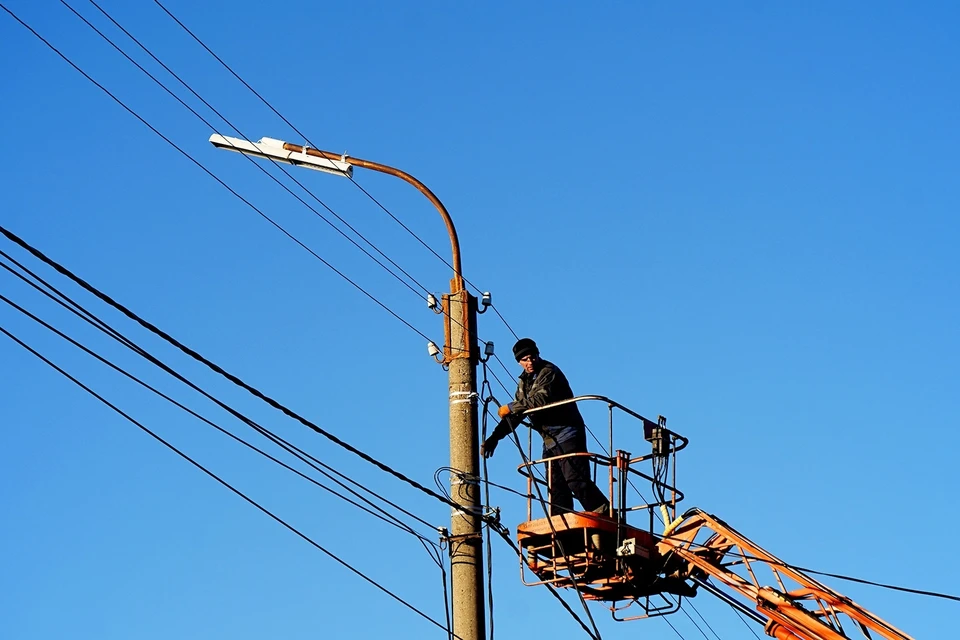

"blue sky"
[1, 2, 957, 639]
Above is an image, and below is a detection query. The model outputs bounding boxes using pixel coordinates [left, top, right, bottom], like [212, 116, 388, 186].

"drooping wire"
[5, 248, 455, 627]
[436, 533, 454, 640]
[0, 224, 473, 520]
[713, 547, 960, 604]
[0, 285, 444, 552]
[82, 0, 515, 361]
[677, 602, 719, 640]
[0, 5, 437, 346]
[0, 324, 459, 639]
[489, 307, 519, 341]
[661, 612, 689, 639]
[76, 0, 434, 300]
[479, 376, 496, 640]
[0, 260, 446, 549]
[0, 249, 443, 542]
[731, 607, 763, 640]
[485, 516, 601, 640]
[61, 0, 473, 361]
[151, 0, 522, 340]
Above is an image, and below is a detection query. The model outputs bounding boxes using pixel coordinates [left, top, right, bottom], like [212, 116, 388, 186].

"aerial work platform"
[517, 511, 671, 602]
[508, 396, 914, 638]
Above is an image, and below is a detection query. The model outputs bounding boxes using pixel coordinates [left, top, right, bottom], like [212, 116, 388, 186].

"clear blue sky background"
[1, 2, 957, 639]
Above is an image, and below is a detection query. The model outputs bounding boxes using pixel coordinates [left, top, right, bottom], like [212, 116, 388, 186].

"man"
[481, 338, 610, 516]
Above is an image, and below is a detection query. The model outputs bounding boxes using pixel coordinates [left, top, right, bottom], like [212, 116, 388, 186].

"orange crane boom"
[508, 395, 915, 639]
[658, 509, 914, 640]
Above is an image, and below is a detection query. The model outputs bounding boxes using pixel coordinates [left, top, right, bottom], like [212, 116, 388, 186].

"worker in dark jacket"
[481, 338, 610, 516]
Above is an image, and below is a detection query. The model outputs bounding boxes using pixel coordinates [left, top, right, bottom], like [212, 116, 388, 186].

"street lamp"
[210, 134, 483, 640]
[209, 135, 354, 177]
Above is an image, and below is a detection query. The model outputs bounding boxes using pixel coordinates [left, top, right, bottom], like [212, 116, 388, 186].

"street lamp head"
[209, 134, 353, 178]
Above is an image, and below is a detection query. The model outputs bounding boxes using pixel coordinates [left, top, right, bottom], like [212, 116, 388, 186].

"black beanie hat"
[513, 338, 539, 362]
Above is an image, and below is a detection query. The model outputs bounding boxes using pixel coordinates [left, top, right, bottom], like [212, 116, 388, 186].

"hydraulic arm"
[657, 509, 914, 640]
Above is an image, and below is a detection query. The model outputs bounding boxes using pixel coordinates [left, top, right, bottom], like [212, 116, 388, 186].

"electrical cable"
[0, 224, 476, 521]
[71, 0, 476, 362]
[76, 0, 434, 301]
[731, 607, 763, 640]
[0, 4, 437, 347]
[661, 612, 689, 639]
[486, 524, 601, 640]
[480, 388, 496, 640]
[0, 282, 441, 551]
[715, 548, 960, 604]
[82, 0, 516, 366]
[0, 249, 443, 540]
[0, 323, 459, 639]
[150, 0, 523, 340]
[677, 602, 717, 640]
[489, 306, 518, 341]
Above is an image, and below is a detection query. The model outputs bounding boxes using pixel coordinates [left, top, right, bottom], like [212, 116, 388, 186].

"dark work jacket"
[489, 359, 585, 448]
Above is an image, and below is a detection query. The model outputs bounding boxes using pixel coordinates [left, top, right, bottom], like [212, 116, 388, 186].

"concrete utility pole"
[210, 135, 486, 640]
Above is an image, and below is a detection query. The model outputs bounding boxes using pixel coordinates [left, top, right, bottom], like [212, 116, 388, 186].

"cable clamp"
[450, 391, 479, 405]
[451, 473, 479, 487]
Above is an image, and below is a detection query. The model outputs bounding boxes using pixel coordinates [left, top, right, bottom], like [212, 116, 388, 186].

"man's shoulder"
[539, 359, 561, 373]
[535, 360, 567, 381]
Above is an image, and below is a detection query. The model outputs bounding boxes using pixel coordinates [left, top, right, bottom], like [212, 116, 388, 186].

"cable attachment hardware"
[427, 341, 444, 363]
[477, 291, 492, 314]
[426, 293, 443, 313]
[484, 506, 501, 525]
[449, 390, 478, 406]
[479, 340, 495, 363]
[450, 471, 480, 487]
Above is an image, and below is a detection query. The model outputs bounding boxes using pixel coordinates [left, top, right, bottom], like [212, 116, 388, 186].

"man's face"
[519, 354, 538, 374]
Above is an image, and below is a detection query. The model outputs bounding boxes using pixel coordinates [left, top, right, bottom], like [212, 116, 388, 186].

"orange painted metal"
[658, 509, 914, 640]
[509, 396, 913, 638]
[517, 512, 660, 601]
[281, 142, 464, 293]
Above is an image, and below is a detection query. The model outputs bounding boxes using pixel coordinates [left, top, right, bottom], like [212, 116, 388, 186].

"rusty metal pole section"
[444, 282, 483, 640]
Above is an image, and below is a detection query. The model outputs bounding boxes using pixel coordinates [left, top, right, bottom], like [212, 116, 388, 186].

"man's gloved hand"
[481, 437, 498, 459]
[497, 403, 513, 418]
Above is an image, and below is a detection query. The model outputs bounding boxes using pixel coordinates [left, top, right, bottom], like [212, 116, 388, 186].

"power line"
[720, 550, 960, 604]
[486, 525, 602, 640]
[75, 0, 435, 301]
[63, 0, 513, 362]
[661, 612, 689, 639]
[0, 248, 443, 541]
[731, 607, 763, 640]
[0, 274, 442, 549]
[0, 3, 436, 346]
[150, 0, 523, 340]
[677, 602, 719, 640]
[0, 224, 476, 520]
[0, 322, 458, 638]
[80, 0, 493, 360]
[65, 0, 480, 361]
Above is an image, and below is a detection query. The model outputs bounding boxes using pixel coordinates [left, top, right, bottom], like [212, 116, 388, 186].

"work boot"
[589, 502, 611, 516]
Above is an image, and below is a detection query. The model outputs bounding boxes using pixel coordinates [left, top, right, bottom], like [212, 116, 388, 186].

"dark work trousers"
[543, 429, 608, 515]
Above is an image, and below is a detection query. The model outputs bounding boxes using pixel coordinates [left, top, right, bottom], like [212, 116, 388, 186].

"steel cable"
[0, 323, 459, 638]
[0, 249, 443, 539]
